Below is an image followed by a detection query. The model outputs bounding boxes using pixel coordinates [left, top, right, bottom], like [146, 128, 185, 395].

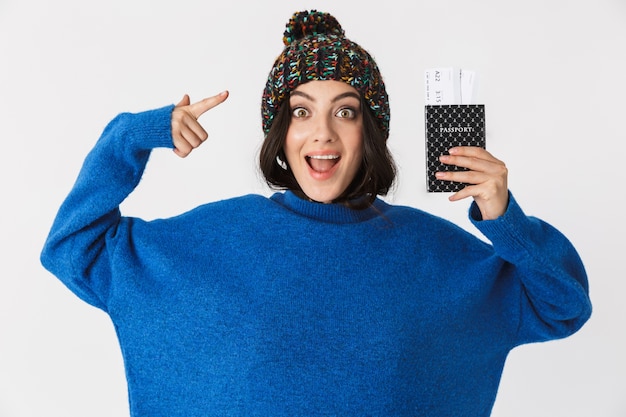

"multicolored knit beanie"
[261, 10, 390, 139]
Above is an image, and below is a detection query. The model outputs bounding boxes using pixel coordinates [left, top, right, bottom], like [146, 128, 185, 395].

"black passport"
[424, 104, 486, 192]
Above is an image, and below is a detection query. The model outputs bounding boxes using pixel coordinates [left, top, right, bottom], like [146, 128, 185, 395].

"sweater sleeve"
[40, 105, 176, 311]
[469, 193, 592, 345]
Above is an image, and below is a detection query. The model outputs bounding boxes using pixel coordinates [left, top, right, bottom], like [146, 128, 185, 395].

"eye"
[292, 107, 309, 118]
[336, 107, 356, 119]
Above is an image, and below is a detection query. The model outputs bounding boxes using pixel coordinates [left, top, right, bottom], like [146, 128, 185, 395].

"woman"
[41, 10, 591, 417]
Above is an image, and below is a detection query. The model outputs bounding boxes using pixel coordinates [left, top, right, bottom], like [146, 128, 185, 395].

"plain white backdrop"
[1, 0, 625, 415]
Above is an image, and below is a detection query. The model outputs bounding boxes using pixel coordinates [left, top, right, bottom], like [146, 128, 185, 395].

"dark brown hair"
[259, 96, 396, 210]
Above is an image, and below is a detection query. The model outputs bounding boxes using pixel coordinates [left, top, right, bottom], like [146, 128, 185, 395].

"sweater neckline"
[270, 191, 384, 224]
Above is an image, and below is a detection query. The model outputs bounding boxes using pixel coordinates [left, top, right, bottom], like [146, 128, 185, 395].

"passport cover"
[424, 104, 486, 192]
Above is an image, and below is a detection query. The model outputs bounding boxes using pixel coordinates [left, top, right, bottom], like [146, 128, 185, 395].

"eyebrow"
[290, 90, 361, 103]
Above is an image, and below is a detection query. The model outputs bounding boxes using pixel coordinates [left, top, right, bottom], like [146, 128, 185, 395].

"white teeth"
[308, 155, 339, 160]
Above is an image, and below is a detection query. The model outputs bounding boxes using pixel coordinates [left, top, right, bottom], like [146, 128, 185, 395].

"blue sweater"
[41, 105, 591, 416]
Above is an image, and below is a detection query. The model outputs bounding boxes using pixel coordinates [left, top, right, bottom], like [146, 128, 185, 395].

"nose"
[312, 114, 336, 143]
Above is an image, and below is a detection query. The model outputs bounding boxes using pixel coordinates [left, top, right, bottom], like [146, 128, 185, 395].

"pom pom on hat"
[261, 10, 390, 140]
[282, 10, 344, 46]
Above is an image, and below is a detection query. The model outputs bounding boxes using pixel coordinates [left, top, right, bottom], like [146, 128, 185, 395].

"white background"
[1, 0, 625, 415]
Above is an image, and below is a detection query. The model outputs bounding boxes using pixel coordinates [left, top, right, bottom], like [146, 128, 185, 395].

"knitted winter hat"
[261, 10, 390, 139]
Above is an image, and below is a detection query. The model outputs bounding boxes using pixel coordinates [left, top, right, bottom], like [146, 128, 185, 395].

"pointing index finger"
[188, 90, 229, 119]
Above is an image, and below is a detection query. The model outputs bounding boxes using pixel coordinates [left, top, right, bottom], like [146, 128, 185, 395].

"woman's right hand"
[171, 91, 229, 158]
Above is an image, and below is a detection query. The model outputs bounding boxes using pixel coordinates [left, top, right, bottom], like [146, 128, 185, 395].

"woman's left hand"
[437, 147, 509, 220]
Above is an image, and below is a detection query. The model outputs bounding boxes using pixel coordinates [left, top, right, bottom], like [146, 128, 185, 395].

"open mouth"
[306, 154, 340, 173]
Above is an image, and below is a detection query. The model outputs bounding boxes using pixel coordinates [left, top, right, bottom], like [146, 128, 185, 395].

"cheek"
[353, 135, 366, 176]
[350, 147, 364, 175]
[283, 130, 305, 166]
[347, 133, 364, 165]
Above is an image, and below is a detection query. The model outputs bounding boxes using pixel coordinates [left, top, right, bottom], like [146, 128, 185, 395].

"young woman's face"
[284, 80, 363, 204]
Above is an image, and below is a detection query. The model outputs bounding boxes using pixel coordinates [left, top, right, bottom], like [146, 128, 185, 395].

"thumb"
[176, 94, 191, 107]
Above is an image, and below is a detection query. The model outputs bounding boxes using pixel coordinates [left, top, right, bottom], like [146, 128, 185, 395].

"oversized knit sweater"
[41, 105, 591, 417]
